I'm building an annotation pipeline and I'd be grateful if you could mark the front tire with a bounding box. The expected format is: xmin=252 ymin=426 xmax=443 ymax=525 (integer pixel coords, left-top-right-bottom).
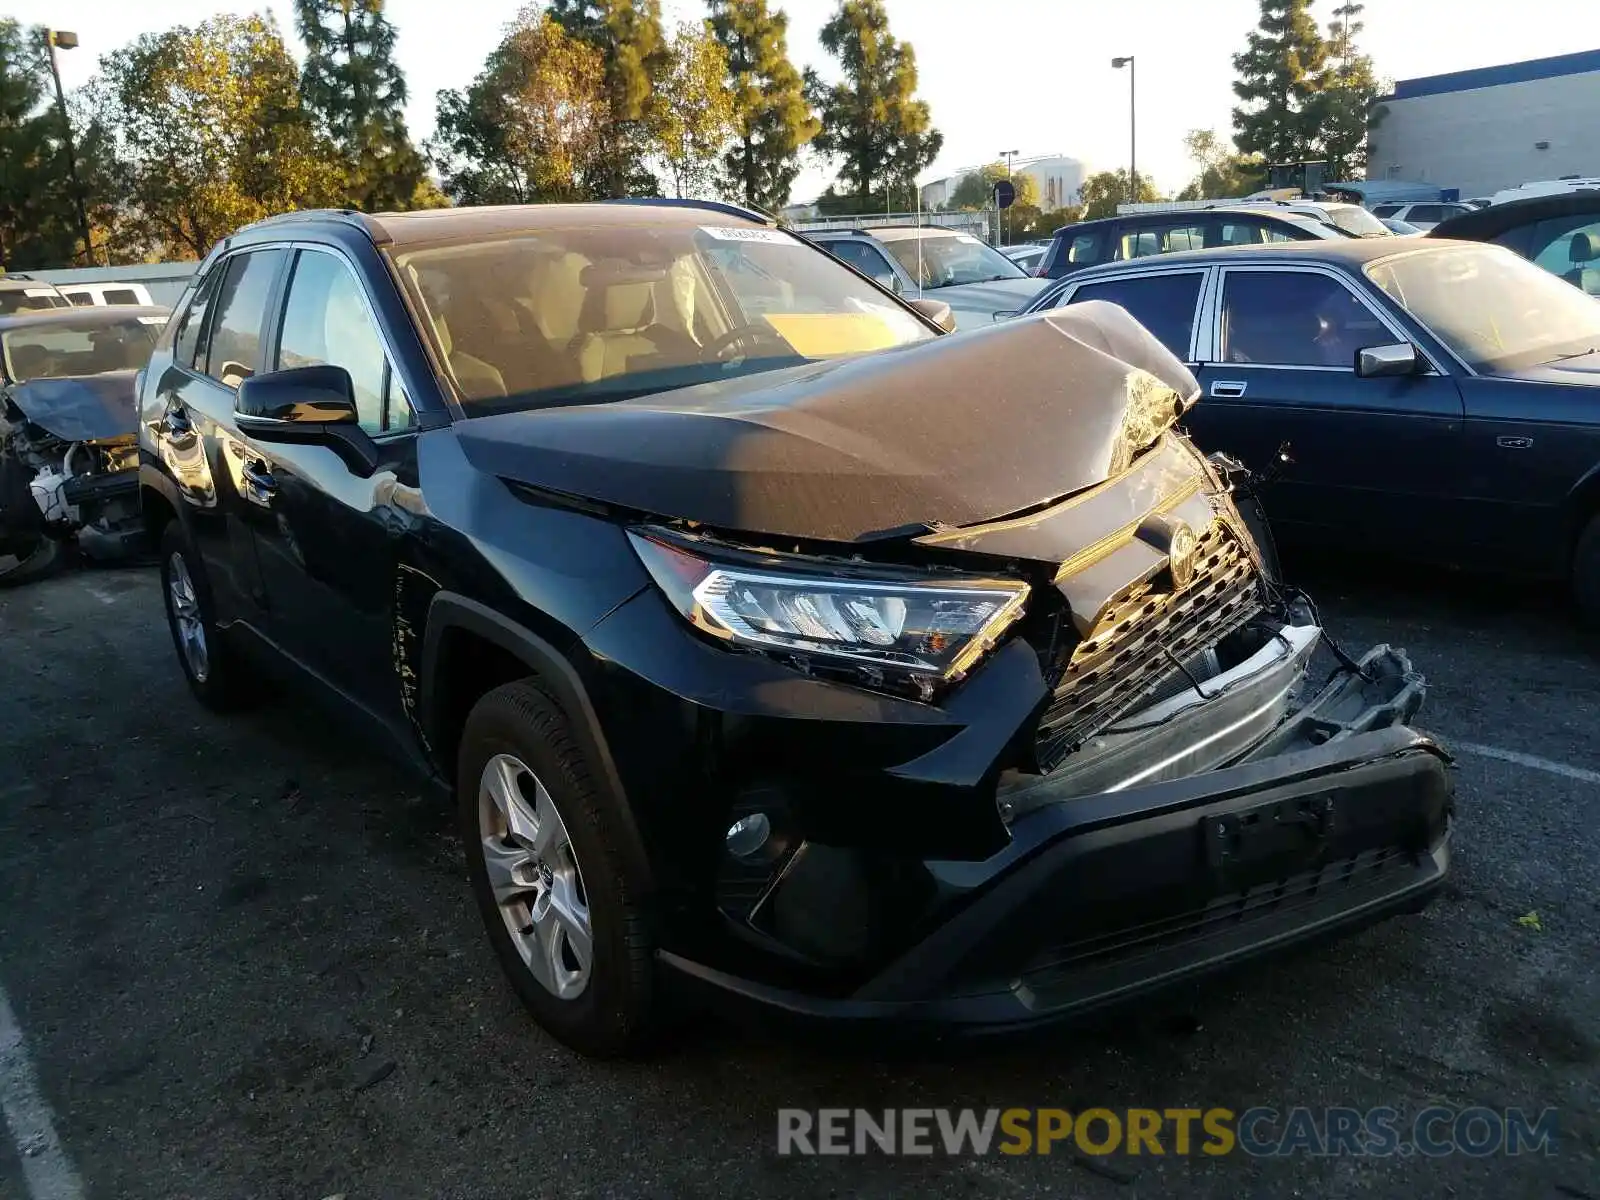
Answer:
xmin=159 ymin=521 xmax=248 ymax=710
xmin=457 ymin=679 xmax=656 ymax=1057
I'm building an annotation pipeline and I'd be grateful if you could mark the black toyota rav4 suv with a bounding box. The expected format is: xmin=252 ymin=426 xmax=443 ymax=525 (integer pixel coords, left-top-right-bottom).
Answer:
xmin=138 ymin=200 xmax=1453 ymax=1056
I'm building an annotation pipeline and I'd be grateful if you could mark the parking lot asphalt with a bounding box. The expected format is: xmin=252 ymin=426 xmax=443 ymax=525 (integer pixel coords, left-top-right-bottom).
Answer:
xmin=1 ymin=552 xmax=1597 ymax=1200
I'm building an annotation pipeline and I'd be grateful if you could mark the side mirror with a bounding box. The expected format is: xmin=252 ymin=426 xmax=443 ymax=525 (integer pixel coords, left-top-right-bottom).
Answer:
xmin=234 ymin=364 xmax=379 ymax=475
xmin=1355 ymin=342 xmax=1423 ymax=378
xmin=908 ymin=297 xmax=957 ymax=333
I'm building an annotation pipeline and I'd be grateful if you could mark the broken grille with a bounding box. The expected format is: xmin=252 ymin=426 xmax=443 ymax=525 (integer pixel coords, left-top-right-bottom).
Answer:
xmin=1035 ymin=520 xmax=1264 ymax=771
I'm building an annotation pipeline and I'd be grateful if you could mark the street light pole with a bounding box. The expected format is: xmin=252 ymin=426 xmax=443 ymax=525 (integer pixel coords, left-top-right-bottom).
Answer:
xmin=1112 ymin=56 xmax=1137 ymax=205
xmin=998 ymin=148 xmax=1018 ymax=244
xmin=45 ymin=30 xmax=95 ymax=267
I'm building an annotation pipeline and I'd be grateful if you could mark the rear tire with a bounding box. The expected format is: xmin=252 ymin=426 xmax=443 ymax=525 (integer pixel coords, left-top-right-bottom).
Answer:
xmin=458 ymin=678 xmax=657 ymax=1057
xmin=0 ymin=534 xmax=61 ymax=588
xmin=159 ymin=521 xmax=249 ymax=710
xmin=1573 ymin=513 xmax=1600 ymax=626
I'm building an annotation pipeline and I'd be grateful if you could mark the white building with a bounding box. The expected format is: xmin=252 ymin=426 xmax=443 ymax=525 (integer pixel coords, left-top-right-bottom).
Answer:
xmin=1366 ymin=49 xmax=1600 ymax=199
xmin=921 ymin=154 xmax=1088 ymax=211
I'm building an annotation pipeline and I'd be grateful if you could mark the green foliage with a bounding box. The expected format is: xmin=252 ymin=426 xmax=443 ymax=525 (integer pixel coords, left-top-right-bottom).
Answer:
xmin=948 ymin=162 xmax=1038 ymax=212
xmin=430 ymin=8 xmax=608 ymax=205
xmin=1309 ymin=1 xmax=1380 ymax=179
xmin=1176 ymin=128 xmax=1267 ymax=199
xmin=88 ymin=13 xmax=342 ymax=260
xmin=1079 ymin=169 xmax=1158 ymax=220
xmin=0 ymin=20 xmax=105 ymax=268
xmin=294 ymin=0 xmax=430 ymax=211
xmin=1231 ymin=0 xmax=1327 ymax=165
xmin=548 ymin=0 xmax=668 ymax=196
xmin=808 ymin=0 xmax=941 ymax=211
xmin=707 ymin=0 xmax=817 ymax=212
xmin=648 ymin=21 xmax=735 ymax=199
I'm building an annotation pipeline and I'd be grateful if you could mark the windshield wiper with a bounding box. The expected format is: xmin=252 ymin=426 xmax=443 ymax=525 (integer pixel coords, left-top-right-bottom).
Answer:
xmin=1547 ymin=347 xmax=1600 ymax=363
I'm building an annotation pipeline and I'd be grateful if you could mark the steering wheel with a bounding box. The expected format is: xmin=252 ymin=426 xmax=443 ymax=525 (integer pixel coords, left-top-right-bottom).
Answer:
xmin=702 ymin=324 xmax=790 ymax=362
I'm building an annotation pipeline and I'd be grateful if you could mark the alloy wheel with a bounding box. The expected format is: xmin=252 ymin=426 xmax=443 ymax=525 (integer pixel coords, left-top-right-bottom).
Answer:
xmin=166 ymin=551 xmax=209 ymax=683
xmin=478 ymin=752 xmax=593 ymax=1000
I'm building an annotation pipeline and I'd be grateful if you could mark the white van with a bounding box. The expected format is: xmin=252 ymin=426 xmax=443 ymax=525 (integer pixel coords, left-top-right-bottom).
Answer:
xmin=59 ymin=281 xmax=156 ymax=307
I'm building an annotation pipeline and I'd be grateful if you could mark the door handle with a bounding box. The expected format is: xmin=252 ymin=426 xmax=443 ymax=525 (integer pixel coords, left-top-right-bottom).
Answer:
xmin=240 ymin=458 xmax=277 ymax=505
xmin=1496 ymin=435 xmax=1533 ymax=449
xmin=1210 ymin=380 xmax=1248 ymax=398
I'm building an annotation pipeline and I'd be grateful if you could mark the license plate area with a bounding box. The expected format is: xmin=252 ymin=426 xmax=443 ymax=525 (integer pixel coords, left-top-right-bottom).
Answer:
xmin=1202 ymin=794 xmax=1335 ymax=875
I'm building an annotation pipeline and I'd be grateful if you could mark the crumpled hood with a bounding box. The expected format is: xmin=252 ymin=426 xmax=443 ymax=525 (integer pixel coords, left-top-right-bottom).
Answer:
xmin=5 ymin=370 xmax=138 ymax=442
xmin=457 ymin=302 xmax=1200 ymax=544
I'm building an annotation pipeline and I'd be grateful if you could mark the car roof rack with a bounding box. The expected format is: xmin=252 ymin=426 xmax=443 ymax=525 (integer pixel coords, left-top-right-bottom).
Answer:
xmin=602 ymin=197 xmax=777 ymax=226
xmin=243 ymin=208 xmax=372 ymax=233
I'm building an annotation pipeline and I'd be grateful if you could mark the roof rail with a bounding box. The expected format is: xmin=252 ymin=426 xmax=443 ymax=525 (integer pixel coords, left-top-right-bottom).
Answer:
xmin=602 ymin=197 xmax=777 ymax=226
xmin=244 ymin=208 xmax=372 ymax=232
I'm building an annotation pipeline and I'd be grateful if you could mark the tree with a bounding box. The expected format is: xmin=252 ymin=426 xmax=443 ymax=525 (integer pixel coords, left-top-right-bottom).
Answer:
xmin=548 ymin=0 xmax=667 ymax=196
xmin=430 ymin=9 xmax=608 ymax=205
xmin=1310 ymin=1 xmax=1380 ymax=179
xmin=948 ymin=162 xmax=1038 ymax=212
xmin=295 ymin=0 xmax=433 ymax=211
xmin=1079 ymin=170 xmax=1158 ymax=219
xmin=89 ymin=14 xmax=342 ymax=260
xmin=0 ymin=20 xmax=109 ymax=268
xmin=1078 ymin=169 xmax=1157 ymax=219
xmin=647 ymin=21 xmax=735 ymax=198
xmin=808 ymin=0 xmax=941 ymax=212
xmin=707 ymin=0 xmax=817 ymax=212
xmin=1231 ymin=0 xmax=1327 ymax=167
xmin=1175 ymin=127 xmax=1266 ymax=199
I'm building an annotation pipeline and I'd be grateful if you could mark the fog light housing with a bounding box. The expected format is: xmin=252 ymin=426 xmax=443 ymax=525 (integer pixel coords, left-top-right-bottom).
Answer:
xmin=725 ymin=812 xmax=772 ymax=862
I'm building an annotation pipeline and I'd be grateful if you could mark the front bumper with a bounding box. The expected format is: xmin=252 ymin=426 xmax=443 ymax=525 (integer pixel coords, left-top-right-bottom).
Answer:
xmin=617 ymin=617 xmax=1453 ymax=1033
xmin=664 ymin=724 xmax=1450 ymax=1033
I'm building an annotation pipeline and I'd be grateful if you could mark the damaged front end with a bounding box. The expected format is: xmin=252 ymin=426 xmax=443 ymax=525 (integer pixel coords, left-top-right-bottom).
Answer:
xmin=0 ymin=371 xmax=144 ymax=584
xmin=606 ymin=331 xmax=1452 ymax=1031
xmin=654 ymin=436 xmax=1452 ymax=1029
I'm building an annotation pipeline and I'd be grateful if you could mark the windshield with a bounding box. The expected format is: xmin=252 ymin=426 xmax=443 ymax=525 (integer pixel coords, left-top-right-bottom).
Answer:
xmin=1 ymin=315 xmax=161 ymax=381
xmin=1320 ymin=205 xmax=1391 ymax=238
xmin=879 ymin=233 xmax=1027 ymax=288
xmin=1366 ymin=244 xmax=1600 ymax=372
xmin=393 ymin=224 xmax=935 ymax=415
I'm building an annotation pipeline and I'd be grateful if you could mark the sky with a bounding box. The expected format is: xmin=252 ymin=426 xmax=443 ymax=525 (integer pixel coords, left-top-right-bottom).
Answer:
xmin=10 ymin=0 xmax=1594 ymax=202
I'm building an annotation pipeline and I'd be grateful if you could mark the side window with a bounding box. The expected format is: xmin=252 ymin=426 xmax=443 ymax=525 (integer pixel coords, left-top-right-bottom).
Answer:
xmin=1070 ymin=272 xmax=1205 ymax=359
xmin=828 ymin=240 xmax=895 ymax=281
xmin=1529 ymin=217 xmax=1600 ymax=290
xmin=1371 ymin=204 xmax=1402 ymax=218
xmin=1407 ymin=205 xmax=1445 ymax=225
xmin=1120 ymin=229 xmax=1160 ymax=259
xmin=1221 ymin=271 xmax=1388 ymax=367
xmin=276 ymin=249 xmax=412 ymax=434
xmin=174 ymin=266 xmax=224 ymax=368
xmin=103 ymin=289 xmax=140 ymax=306
xmin=1216 ymin=221 xmax=1266 ymax=246
xmin=1065 ymin=230 xmax=1107 ymax=265
xmin=204 ymin=249 xmax=287 ymax=389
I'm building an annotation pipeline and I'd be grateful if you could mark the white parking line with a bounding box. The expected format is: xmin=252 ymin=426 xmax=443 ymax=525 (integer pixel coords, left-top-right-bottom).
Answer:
xmin=0 ymin=983 xmax=84 ymax=1200
xmin=1450 ymin=741 xmax=1600 ymax=786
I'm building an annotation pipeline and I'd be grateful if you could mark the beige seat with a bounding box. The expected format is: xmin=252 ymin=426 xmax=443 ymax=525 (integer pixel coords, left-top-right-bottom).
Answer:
xmin=434 ymin=313 xmax=506 ymax=401
xmin=575 ymin=280 xmax=698 ymax=383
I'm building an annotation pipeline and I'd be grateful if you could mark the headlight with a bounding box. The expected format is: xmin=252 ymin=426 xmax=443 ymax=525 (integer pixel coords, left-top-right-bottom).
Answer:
xmin=628 ymin=529 xmax=1029 ymax=692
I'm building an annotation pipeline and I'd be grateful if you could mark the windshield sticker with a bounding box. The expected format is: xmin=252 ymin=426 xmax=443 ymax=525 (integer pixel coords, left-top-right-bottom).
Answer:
xmin=760 ymin=313 xmax=911 ymax=357
xmin=137 ymin=316 xmax=166 ymax=325
xmin=700 ymin=225 xmax=795 ymax=246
